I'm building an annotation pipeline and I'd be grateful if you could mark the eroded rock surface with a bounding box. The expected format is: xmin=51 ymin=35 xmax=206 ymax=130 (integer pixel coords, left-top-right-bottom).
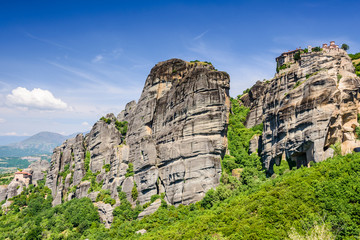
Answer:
xmin=242 ymin=49 xmax=360 ymax=173
xmin=137 ymin=198 xmax=161 ymax=220
xmin=95 ymin=202 xmax=114 ymax=228
xmin=127 ymin=59 xmax=230 ymax=205
xmin=46 ymin=58 xmax=230 ymax=208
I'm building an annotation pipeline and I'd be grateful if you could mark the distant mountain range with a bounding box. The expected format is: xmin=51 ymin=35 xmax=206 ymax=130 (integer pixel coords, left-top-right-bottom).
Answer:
xmin=0 ymin=132 xmax=79 ymax=157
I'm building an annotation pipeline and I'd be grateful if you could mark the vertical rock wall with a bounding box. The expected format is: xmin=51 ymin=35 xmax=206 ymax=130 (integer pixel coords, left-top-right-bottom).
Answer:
xmin=242 ymin=49 xmax=360 ymax=174
xmin=46 ymin=59 xmax=230 ymax=206
xmin=127 ymin=59 xmax=230 ymax=205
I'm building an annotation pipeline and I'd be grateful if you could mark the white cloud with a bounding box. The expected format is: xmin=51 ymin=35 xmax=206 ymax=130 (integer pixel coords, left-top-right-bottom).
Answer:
xmin=0 ymin=118 xmax=5 ymax=123
xmin=92 ymin=55 xmax=104 ymax=63
xmin=81 ymin=121 xmax=89 ymax=126
xmin=6 ymin=87 xmax=68 ymax=110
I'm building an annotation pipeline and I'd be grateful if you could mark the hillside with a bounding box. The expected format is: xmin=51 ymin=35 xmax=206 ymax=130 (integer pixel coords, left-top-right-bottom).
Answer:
xmin=1 ymin=50 xmax=360 ymax=239
xmin=1 ymin=85 xmax=360 ymax=239
xmin=1 ymin=146 xmax=359 ymax=239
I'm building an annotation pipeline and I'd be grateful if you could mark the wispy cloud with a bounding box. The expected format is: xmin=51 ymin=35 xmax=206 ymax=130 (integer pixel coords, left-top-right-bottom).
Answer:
xmin=92 ymin=55 xmax=104 ymax=63
xmin=91 ymin=48 xmax=123 ymax=63
xmin=48 ymin=61 xmax=101 ymax=84
xmin=194 ymin=30 xmax=208 ymax=40
xmin=25 ymin=32 xmax=73 ymax=51
xmin=0 ymin=118 xmax=5 ymax=123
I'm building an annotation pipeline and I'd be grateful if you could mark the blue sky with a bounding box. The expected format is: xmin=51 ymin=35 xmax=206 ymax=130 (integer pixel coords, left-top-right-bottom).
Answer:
xmin=0 ymin=0 xmax=360 ymax=136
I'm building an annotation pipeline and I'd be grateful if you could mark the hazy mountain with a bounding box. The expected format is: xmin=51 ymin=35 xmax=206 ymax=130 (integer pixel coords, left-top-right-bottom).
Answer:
xmin=0 ymin=136 xmax=29 ymax=145
xmin=0 ymin=131 xmax=80 ymax=157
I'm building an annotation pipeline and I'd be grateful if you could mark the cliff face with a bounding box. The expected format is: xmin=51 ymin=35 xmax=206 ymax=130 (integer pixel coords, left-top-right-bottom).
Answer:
xmin=242 ymin=49 xmax=360 ymax=173
xmin=46 ymin=59 xmax=230 ymax=207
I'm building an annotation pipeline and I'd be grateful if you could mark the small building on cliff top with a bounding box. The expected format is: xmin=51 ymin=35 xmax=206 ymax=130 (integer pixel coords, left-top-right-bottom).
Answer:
xmin=14 ymin=171 xmax=32 ymax=186
xmin=276 ymin=41 xmax=341 ymax=67
xmin=276 ymin=48 xmax=302 ymax=66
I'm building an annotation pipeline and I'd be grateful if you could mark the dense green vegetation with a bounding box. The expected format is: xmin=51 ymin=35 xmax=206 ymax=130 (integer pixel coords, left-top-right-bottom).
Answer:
xmin=224 ymin=97 xmax=264 ymax=178
xmin=349 ymin=52 xmax=360 ymax=77
xmin=349 ymin=52 xmax=360 ymax=60
xmin=2 ymin=151 xmax=360 ymax=239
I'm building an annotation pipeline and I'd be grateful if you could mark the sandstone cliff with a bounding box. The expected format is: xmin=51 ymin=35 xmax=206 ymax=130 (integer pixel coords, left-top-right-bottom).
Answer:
xmin=46 ymin=59 xmax=230 ymax=207
xmin=242 ymin=49 xmax=360 ymax=174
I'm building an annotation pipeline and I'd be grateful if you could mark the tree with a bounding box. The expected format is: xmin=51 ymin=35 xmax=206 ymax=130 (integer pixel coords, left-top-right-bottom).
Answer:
xmin=341 ymin=43 xmax=349 ymax=51
xmin=293 ymin=52 xmax=301 ymax=61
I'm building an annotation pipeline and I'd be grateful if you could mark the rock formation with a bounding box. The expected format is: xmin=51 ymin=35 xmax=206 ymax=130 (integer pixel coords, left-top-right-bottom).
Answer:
xmin=45 ymin=59 xmax=230 ymax=210
xmin=241 ymin=48 xmax=360 ymax=174
xmin=0 ymin=159 xmax=49 ymax=203
xmin=137 ymin=198 xmax=161 ymax=220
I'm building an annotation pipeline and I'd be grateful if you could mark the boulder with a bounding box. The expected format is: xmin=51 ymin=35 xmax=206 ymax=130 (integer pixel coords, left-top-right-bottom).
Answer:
xmin=95 ymin=202 xmax=113 ymax=228
xmin=137 ymin=198 xmax=162 ymax=220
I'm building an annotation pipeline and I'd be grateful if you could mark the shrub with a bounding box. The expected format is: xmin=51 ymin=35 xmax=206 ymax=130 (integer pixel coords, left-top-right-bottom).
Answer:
xmin=131 ymin=183 xmax=138 ymax=201
xmin=293 ymin=52 xmax=301 ymax=61
xmin=312 ymin=46 xmax=321 ymax=52
xmin=150 ymin=194 xmax=161 ymax=203
xmin=115 ymin=120 xmax=128 ymax=137
xmin=341 ymin=43 xmax=349 ymax=51
xmin=100 ymin=116 xmax=111 ymax=124
xmin=84 ymin=151 xmax=91 ymax=172
xmin=96 ymin=190 xmax=115 ymax=205
xmin=337 ymin=74 xmax=342 ymax=82
xmin=113 ymin=190 xmax=142 ymax=221
xmin=103 ymin=164 xmax=111 ymax=172
xmin=125 ymin=163 xmax=134 ymax=177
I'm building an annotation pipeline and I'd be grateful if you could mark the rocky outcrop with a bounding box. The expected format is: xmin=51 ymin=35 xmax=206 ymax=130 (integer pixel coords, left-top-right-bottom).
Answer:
xmin=0 ymin=185 xmax=8 ymax=202
xmin=24 ymin=160 xmax=50 ymax=185
xmin=0 ymin=159 xmax=50 ymax=203
xmin=95 ymin=202 xmax=114 ymax=228
xmin=46 ymin=58 xmax=230 ymax=208
xmin=127 ymin=59 xmax=230 ymax=205
xmin=136 ymin=229 xmax=147 ymax=235
xmin=242 ymin=49 xmax=360 ymax=174
xmin=137 ymin=198 xmax=162 ymax=220
xmin=117 ymin=100 xmax=137 ymax=122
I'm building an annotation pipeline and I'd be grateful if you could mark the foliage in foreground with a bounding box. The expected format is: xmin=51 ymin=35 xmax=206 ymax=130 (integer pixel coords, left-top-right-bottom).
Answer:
xmin=0 ymin=184 xmax=100 ymax=239
xmin=84 ymin=153 xmax=360 ymax=239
